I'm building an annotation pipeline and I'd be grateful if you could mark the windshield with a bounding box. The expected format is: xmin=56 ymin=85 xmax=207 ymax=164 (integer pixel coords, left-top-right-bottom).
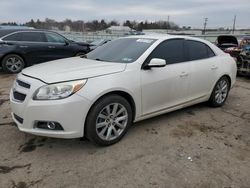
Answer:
xmin=86 ymin=38 xmax=156 ymax=63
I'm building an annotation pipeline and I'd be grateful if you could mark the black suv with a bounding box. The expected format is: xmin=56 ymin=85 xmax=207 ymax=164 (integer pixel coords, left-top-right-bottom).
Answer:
xmin=0 ymin=29 xmax=91 ymax=73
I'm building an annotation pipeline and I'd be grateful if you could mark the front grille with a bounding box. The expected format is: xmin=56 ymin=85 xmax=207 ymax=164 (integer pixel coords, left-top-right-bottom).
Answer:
xmin=16 ymin=79 xmax=30 ymax=89
xmin=13 ymin=91 xmax=26 ymax=102
xmin=14 ymin=114 xmax=23 ymax=124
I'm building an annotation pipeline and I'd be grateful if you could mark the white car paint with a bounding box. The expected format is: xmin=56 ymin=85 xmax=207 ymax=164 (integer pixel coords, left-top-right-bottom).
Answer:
xmin=10 ymin=35 xmax=237 ymax=138
xmin=21 ymin=57 xmax=126 ymax=84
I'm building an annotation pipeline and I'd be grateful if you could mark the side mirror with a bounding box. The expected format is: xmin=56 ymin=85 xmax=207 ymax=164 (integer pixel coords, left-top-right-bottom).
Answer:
xmin=144 ymin=58 xmax=166 ymax=69
xmin=64 ymin=40 xmax=70 ymax=46
xmin=0 ymin=39 xmax=4 ymax=44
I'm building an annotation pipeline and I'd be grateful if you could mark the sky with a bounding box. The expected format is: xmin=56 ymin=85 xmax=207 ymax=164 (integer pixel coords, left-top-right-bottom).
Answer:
xmin=0 ymin=0 xmax=250 ymax=29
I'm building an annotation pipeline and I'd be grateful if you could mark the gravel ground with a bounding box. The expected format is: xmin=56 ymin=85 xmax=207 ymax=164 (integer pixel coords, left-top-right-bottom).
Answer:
xmin=0 ymin=71 xmax=250 ymax=188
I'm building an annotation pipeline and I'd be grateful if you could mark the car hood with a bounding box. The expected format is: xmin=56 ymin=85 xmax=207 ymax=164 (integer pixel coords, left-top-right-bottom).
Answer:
xmin=217 ymin=35 xmax=238 ymax=46
xmin=22 ymin=57 xmax=126 ymax=84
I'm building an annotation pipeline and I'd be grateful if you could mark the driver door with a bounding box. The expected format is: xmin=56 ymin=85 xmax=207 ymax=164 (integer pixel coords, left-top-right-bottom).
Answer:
xmin=43 ymin=32 xmax=74 ymax=61
xmin=141 ymin=39 xmax=191 ymax=115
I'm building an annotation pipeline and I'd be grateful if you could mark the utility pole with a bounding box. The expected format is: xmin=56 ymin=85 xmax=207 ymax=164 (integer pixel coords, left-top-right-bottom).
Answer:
xmin=203 ymin=18 xmax=208 ymax=35
xmin=167 ymin=15 xmax=170 ymax=33
xmin=232 ymin=15 xmax=236 ymax=34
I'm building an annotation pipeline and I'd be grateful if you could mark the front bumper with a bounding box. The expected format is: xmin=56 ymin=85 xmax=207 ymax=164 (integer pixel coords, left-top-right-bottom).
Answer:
xmin=10 ymin=74 xmax=91 ymax=138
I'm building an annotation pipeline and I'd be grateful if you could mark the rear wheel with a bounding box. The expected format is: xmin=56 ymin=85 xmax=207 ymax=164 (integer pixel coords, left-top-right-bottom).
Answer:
xmin=2 ymin=54 xmax=25 ymax=73
xmin=209 ymin=76 xmax=230 ymax=107
xmin=85 ymin=95 xmax=132 ymax=146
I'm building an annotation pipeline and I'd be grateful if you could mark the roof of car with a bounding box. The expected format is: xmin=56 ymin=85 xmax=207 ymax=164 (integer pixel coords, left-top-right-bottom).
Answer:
xmin=0 ymin=29 xmax=58 ymax=38
xmin=126 ymin=33 xmax=210 ymax=43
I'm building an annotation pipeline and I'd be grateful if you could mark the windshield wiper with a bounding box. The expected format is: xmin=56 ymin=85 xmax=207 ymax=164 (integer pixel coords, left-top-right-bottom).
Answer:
xmin=79 ymin=54 xmax=87 ymax=58
xmin=86 ymin=57 xmax=111 ymax=62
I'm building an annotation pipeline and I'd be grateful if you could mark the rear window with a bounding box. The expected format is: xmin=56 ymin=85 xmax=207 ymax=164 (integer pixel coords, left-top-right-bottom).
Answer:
xmin=3 ymin=32 xmax=45 ymax=42
xmin=186 ymin=40 xmax=215 ymax=61
xmin=0 ymin=30 xmax=15 ymax=38
xmin=20 ymin=32 xmax=45 ymax=42
xmin=207 ymin=46 xmax=216 ymax=57
xmin=2 ymin=33 xmax=21 ymax=41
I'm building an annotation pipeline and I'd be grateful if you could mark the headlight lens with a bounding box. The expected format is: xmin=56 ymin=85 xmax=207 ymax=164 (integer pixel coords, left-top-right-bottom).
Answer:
xmin=33 ymin=80 xmax=87 ymax=100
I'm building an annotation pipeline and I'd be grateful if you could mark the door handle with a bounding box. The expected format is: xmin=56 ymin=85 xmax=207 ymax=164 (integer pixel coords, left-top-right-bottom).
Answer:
xmin=179 ymin=72 xmax=189 ymax=77
xmin=48 ymin=46 xmax=55 ymax=49
xmin=19 ymin=45 xmax=28 ymax=48
xmin=211 ymin=65 xmax=218 ymax=70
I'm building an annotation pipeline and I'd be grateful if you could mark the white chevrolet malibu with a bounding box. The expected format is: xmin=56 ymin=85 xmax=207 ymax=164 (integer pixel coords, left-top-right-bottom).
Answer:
xmin=10 ymin=35 xmax=237 ymax=146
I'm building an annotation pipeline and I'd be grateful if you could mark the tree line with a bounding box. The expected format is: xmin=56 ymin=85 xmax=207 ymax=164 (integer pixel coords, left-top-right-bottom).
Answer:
xmin=1 ymin=18 xmax=180 ymax=31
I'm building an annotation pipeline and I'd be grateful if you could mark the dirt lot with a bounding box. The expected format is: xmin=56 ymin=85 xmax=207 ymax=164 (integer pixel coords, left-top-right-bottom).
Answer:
xmin=0 ymin=71 xmax=250 ymax=188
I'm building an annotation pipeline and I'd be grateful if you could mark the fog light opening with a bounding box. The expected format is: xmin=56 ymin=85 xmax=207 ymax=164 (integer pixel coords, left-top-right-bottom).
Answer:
xmin=47 ymin=122 xmax=56 ymax=130
xmin=35 ymin=121 xmax=64 ymax=131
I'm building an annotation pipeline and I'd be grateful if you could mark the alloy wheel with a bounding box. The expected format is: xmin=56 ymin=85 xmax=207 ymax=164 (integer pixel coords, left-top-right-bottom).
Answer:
xmin=96 ymin=103 xmax=128 ymax=141
xmin=214 ymin=79 xmax=229 ymax=104
xmin=5 ymin=57 xmax=23 ymax=72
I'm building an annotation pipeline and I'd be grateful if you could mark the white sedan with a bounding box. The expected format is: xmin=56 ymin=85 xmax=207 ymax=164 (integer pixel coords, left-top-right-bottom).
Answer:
xmin=10 ymin=35 xmax=237 ymax=146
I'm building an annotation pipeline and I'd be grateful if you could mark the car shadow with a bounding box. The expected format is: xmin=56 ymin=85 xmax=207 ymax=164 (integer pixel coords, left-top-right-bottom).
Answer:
xmin=4 ymin=75 xmax=245 ymax=154
xmin=13 ymin=102 xmax=209 ymax=154
xmin=0 ymin=68 xmax=6 ymax=74
xmin=0 ymin=68 xmax=16 ymax=77
xmin=133 ymin=102 xmax=207 ymax=128
xmin=237 ymin=74 xmax=250 ymax=81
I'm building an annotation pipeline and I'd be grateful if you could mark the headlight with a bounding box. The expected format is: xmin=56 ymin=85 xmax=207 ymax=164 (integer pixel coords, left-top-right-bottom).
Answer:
xmin=33 ymin=80 xmax=87 ymax=100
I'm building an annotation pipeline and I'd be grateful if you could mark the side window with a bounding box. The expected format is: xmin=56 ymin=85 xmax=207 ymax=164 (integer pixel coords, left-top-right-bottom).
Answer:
xmin=207 ymin=46 xmax=216 ymax=57
xmin=19 ymin=32 xmax=45 ymax=42
xmin=3 ymin=33 xmax=22 ymax=41
xmin=146 ymin=39 xmax=186 ymax=64
xmin=186 ymin=40 xmax=215 ymax=60
xmin=45 ymin=33 xmax=66 ymax=43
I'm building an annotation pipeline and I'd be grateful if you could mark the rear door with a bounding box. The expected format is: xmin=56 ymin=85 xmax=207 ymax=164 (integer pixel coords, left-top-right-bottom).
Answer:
xmin=185 ymin=40 xmax=218 ymax=99
xmin=141 ymin=39 xmax=192 ymax=115
xmin=44 ymin=32 xmax=75 ymax=60
xmin=3 ymin=31 xmax=49 ymax=64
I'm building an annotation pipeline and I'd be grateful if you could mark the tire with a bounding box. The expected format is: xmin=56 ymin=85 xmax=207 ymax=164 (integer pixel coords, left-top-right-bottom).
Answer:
xmin=209 ymin=76 xmax=230 ymax=107
xmin=85 ymin=94 xmax=133 ymax=146
xmin=1 ymin=54 xmax=25 ymax=73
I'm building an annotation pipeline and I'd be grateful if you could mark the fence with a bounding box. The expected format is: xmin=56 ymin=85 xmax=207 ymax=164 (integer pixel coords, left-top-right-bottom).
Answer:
xmin=194 ymin=34 xmax=249 ymax=43
xmin=58 ymin=31 xmax=250 ymax=43
xmin=58 ymin=31 xmax=124 ymax=42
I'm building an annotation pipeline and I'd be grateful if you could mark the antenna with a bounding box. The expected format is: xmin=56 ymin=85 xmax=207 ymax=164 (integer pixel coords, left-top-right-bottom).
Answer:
xmin=203 ymin=18 xmax=208 ymax=35
xmin=167 ymin=15 xmax=170 ymax=33
xmin=232 ymin=15 xmax=236 ymax=34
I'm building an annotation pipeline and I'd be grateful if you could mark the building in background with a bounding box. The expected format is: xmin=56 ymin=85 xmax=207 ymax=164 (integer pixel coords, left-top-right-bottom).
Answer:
xmin=64 ymin=25 xmax=71 ymax=32
xmin=106 ymin=26 xmax=135 ymax=35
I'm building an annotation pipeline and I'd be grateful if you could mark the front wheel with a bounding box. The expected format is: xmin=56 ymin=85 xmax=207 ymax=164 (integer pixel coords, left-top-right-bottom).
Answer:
xmin=85 ymin=95 xmax=133 ymax=146
xmin=1 ymin=54 xmax=25 ymax=73
xmin=209 ymin=76 xmax=230 ymax=107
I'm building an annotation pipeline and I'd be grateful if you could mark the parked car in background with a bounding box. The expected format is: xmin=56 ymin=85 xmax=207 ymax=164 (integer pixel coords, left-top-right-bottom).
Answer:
xmin=89 ymin=39 xmax=111 ymax=51
xmin=224 ymin=36 xmax=250 ymax=58
xmin=215 ymin=35 xmax=238 ymax=51
xmin=222 ymin=36 xmax=250 ymax=75
xmin=236 ymin=40 xmax=250 ymax=76
xmin=0 ymin=29 xmax=91 ymax=73
xmin=10 ymin=35 xmax=236 ymax=146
